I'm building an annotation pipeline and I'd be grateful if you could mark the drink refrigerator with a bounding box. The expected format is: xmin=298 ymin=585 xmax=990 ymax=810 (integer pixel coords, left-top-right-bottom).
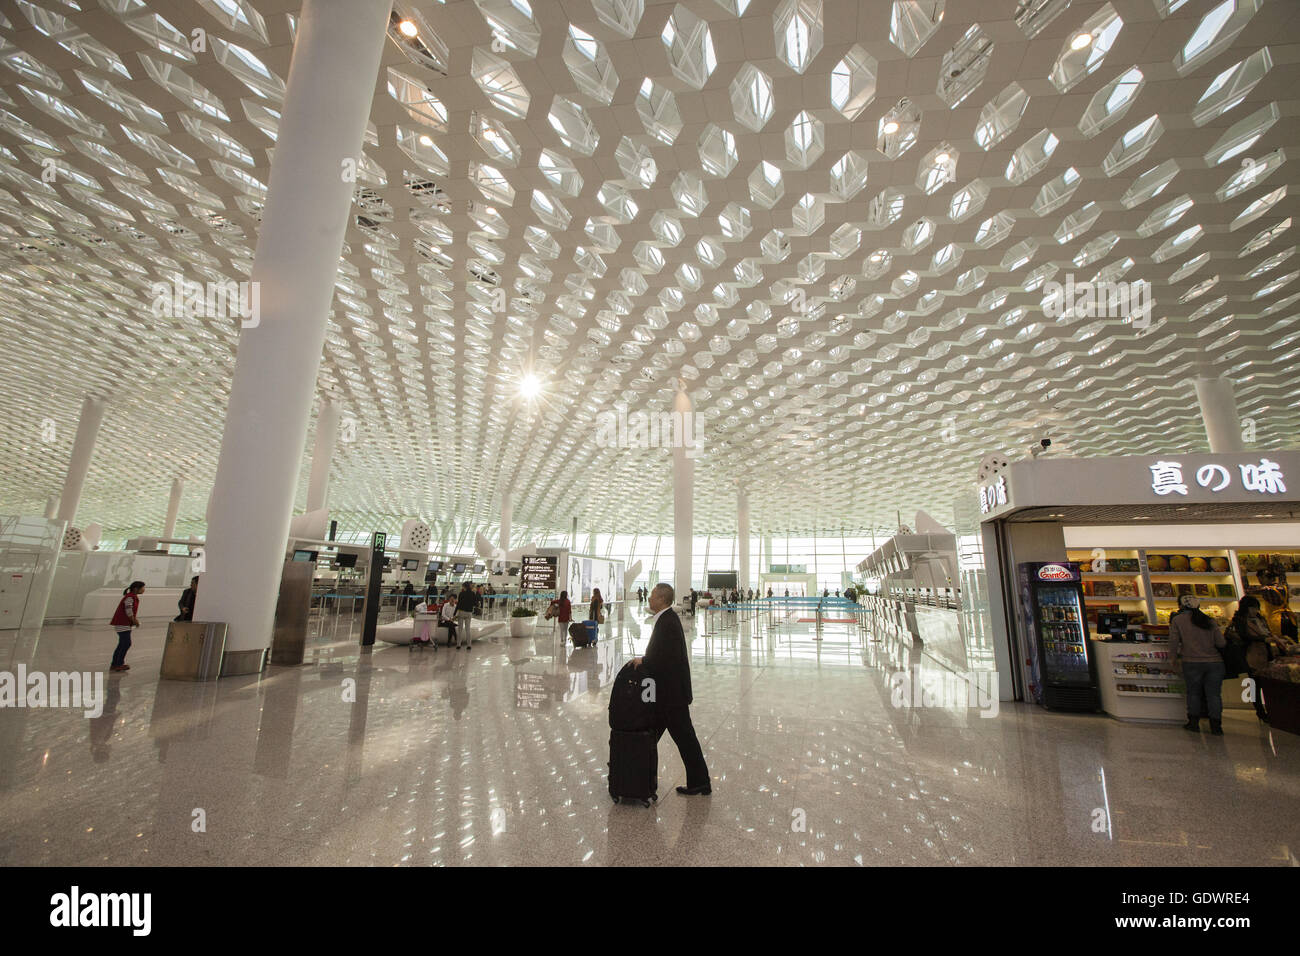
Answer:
xmin=1017 ymin=562 xmax=1099 ymax=711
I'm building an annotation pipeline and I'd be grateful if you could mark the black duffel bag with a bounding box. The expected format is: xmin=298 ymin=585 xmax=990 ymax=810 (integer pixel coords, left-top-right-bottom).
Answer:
xmin=608 ymin=660 xmax=659 ymax=731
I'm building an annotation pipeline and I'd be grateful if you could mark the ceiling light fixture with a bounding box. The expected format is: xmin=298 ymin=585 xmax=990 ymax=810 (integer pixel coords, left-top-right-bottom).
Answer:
xmin=520 ymin=373 xmax=542 ymax=399
xmin=934 ymin=151 xmax=950 ymax=165
xmin=1071 ymin=32 xmax=1092 ymax=50
xmin=398 ymin=19 xmax=419 ymax=38
xmin=883 ymin=120 xmax=900 ymax=134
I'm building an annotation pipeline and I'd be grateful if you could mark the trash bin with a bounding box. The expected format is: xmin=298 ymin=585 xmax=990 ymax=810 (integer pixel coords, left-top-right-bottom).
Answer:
xmin=160 ymin=621 xmax=227 ymax=681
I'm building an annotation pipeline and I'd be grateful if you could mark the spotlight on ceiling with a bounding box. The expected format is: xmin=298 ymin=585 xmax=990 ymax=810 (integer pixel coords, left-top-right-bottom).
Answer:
xmin=934 ymin=151 xmax=950 ymax=166
xmin=520 ymin=373 xmax=542 ymax=399
xmin=1070 ymin=32 xmax=1092 ymax=50
xmin=398 ymin=19 xmax=419 ymax=38
xmin=882 ymin=120 xmax=900 ymax=135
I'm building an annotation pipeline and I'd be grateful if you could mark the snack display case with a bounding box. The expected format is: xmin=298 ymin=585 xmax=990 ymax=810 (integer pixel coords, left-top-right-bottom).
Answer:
xmin=1090 ymin=639 xmax=1186 ymax=722
xmin=1070 ymin=548 xmax=1239 ymax=634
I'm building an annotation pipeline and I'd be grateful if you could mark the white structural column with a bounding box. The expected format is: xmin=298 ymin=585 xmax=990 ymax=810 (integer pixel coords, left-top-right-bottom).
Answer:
xmin=163 ymin=478 xmax=184 ymax=538
xmin=1194 ymin=377 xmax=1245 ymax=453
xmin=673 ymin=385 xmax=693 ymax=594
xmin=56 ymin=395 xmax=106 ymax=531
xmin=763 ymin=532 xmax=773 ymax=574
xmin=305 ymin=399 xmax=341 ymax=513
xmin=44 ymin=495 xmax=59 ymax=520
xmin=499 ymin=491 xmax=512 ymax=555
xmin=737 ymin=487 xmax=750 ymax=591
xmin=194 ymin=0 xmax=393 ymax=670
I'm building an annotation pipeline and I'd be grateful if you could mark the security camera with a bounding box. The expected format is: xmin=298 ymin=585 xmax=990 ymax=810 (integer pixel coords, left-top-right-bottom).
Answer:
xmin=1027 ymin=438 xmax=1052 ymax=459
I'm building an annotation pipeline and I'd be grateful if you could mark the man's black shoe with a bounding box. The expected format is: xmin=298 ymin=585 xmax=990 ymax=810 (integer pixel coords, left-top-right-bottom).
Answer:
xmin=676 ymin=784 xmax=712 ymax=796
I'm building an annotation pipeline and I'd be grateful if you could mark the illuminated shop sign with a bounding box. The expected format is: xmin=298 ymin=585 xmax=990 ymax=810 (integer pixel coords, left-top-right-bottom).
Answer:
xmin=978 ymin=475 xmax=1008 ymax=514
xmin=1150 ymin=458 xmax=1287 ymax=497
xmin=1037 ymin=564 xmax=1072 ymax=581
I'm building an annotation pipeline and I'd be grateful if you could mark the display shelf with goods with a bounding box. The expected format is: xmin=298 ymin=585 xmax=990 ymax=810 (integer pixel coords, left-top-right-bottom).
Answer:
xmin=1237 ymin=551 xmax=1300 ymax=642
xmin=1257 ymin=658 xmax=1300 ymax=735
xmin=1069 ymin=547 xmax=1244 ymax=631
xmin=1144 ymin=550 xmax=1239 ymax=630
xmin=1091 ymin=640 xmax=1187 ymax=721
xmin=1069 ymin=549 xmax=1148 ymax=634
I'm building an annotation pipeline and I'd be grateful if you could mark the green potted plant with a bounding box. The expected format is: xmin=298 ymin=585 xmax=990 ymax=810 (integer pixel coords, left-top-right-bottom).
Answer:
xmin=510 ymin=606 xmax=537 ymax=637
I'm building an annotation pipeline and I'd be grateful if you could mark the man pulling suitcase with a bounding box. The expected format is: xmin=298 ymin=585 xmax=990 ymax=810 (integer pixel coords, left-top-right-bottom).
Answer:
xmin=617 ymin=582 xmax=711 ymax=799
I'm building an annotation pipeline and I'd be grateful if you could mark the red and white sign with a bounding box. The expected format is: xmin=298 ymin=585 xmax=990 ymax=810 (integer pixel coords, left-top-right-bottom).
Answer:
xmin=1037 ymin=564 xmax=1072 ymax=581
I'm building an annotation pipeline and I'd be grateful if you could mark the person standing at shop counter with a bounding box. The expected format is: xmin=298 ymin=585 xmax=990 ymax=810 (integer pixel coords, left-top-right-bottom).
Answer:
xmin=1169 ymin=596 xmax=1227 ymax=735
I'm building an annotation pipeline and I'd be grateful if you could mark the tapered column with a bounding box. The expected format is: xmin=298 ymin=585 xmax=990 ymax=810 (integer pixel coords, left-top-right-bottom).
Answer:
xmin=673 ymin=385 xmax=693 ymax=593
xmin=499 ymin=491 xmax=512 ymax=554
xmin=56 ymin=395 xmax=105 ymax=530
xmin=738 ymin=487 xmax=750 ymax=591
xmin=194 ymin=0 xmax=394 ymax=671
xmin=305 ymin=399 xmax=341 ymax=513
xmin=163 ymin=478 xmax=184 ymax=538
xmin=1194 ymin=377 xmax=1245 ymax=452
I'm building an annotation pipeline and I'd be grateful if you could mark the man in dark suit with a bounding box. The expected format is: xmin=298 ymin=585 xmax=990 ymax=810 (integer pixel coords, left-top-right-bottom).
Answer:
xmin=633 ymin=583 xmax=711 ymax=795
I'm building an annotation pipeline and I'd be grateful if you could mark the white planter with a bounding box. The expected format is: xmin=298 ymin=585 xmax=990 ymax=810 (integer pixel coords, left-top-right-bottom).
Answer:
xmin=510 ymin=616 xmax=537 ymax=637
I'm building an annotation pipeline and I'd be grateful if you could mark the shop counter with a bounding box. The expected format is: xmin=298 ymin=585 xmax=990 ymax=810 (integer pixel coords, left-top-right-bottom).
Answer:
xmin=78 ymin=587 xmax=185 ymax=625
xmin=1092 ymin=639 xmax=1185 ymax=723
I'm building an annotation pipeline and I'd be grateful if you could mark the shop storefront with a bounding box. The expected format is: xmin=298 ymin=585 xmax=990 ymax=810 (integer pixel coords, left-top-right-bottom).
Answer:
xmin=979 ymin=450 xmax=1300 ymax=720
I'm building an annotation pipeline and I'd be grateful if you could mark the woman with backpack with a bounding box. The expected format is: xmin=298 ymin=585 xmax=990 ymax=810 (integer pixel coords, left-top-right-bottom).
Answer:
xmin=110 ymin=581 xmax=145 ymax=673
xmin=1169 ymin=595 xmax=1227 ymax=734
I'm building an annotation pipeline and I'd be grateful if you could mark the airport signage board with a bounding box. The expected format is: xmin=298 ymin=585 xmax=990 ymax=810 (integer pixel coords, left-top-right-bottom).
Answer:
xmin=521 ymin=555 xmax=557 ymax=590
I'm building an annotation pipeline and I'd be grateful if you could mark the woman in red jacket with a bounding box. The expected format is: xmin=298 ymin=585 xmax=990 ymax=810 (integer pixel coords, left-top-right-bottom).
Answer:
xmin=555 ymin=590 xmax=572 ymax=631
xmin=110 ymin=581 xmax=145 ymax=672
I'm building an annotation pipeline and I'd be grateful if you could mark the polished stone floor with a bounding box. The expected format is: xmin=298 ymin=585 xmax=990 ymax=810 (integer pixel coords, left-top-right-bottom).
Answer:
xmin=1 ymin=604 xmax=1297 ymax=867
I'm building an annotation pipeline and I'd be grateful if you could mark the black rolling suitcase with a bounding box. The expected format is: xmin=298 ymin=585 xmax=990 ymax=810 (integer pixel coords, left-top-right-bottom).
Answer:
xmin=608 ymin=660 xmax=659 ymax=805
xmin=608 ymin=730 xmax=657 ymax=806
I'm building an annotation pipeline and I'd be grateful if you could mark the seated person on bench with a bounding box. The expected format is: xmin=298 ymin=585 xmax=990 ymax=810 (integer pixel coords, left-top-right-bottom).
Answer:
xmin=440 ymin=594 xmax=458 ymax=646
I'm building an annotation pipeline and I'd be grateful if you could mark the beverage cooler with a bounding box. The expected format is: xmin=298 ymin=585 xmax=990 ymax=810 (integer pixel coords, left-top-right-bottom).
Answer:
xmin=1017 ymin=562 xmax=1099 ymax=711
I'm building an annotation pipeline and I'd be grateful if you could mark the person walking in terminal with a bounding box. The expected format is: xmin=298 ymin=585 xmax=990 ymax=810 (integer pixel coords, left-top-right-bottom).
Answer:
xmin=456 ymin=581 xmax=477 ymax=649
xmin=552 ymin=590 xmax=572 ymax=631
xmin=109 ymin=581 xmax=145 ymax=673
xmin=589 ymin=587 xmax=605 ymax=640
xmin=688 ymin=587 xmax=698 ymax=615
xmin=634 ymin=583 xmax=711 ymax=796
xmin=1169 ymin=595 xmax=1227 ymax=735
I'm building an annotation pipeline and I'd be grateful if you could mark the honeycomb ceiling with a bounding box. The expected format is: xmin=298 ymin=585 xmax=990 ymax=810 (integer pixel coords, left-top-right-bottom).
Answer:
xmin=0 ymin=0 xmax=1298 ymax=543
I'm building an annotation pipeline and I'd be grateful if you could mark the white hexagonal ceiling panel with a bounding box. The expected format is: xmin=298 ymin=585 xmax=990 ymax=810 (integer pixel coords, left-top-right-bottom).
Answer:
xmin=0 ymin=0 xmax=1297 ymax=543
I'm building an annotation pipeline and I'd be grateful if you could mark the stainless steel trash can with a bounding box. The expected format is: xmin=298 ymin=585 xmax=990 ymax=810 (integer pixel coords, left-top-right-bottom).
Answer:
xmin=160 ymin=621 xmax=227 ymax=681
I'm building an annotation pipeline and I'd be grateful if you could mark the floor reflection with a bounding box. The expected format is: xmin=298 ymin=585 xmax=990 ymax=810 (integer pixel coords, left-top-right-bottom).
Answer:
xmin=0 ymin=602 xmax=1298 ymax=866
